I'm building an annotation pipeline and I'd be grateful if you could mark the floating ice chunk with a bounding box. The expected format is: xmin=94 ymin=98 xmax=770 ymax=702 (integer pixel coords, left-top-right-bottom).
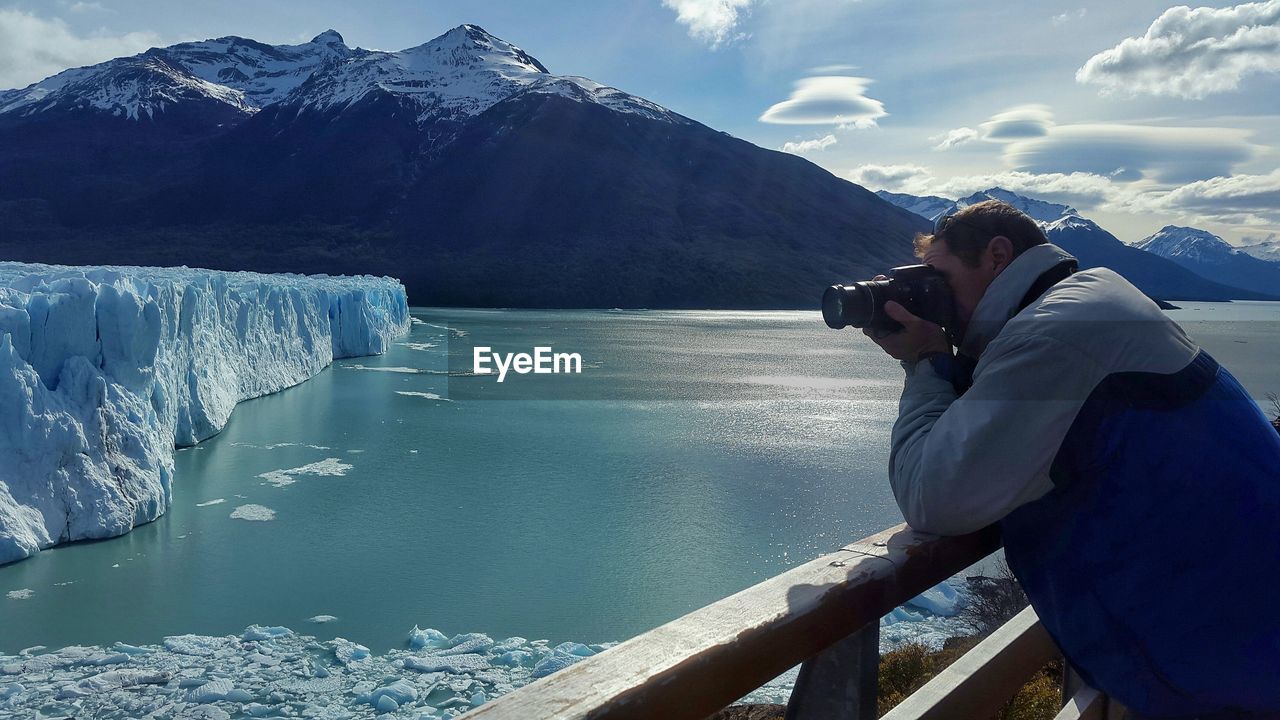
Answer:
xmin=242 ymin=625 xmax=292 ymax=641
xmin=403 ymin=654 xmax=490 ymax=674
xmin=308 ymin=615 xmax=339 ymax=624
xmin=112 ymin=643 xmax=152 ymax=655
xmin=195 ymin=498 xmax=226 ymax=507
xmin=906 ymin=581 xmax=961 ymax=617
xmin=186 ymin=678 xmax=234 ymax=703
xmin=344 ymin=364 xmax=422 ymax=374
xmin=377 ymin=694 xmax=400 ymax=713
xmin=396 ymin=391 xmax=451 ymax=401
xmin=258 ymin=458 xmax=353 ymax=487
xmin=439 ymin=633 xmax=494 ymax=656
xmin=553 ymin=642 xmax=596 ymax=658
xmin=881 ymin=607 xmax=926 ymax=625
xmin=398 ymin=342 xmax=438 ymax=351
xmin=6 ymin=589 xmax=32 ymax=599
xmin=471 ymin=690 xmax=487 ymax=707
xmin=408 ymin=625 xmax=449 ymax=650
xmin=185 ymin=705 xmax=231 ymax=720
xmin=530 ymin=649 xmax=589 ymax=679
xmin=162 ymin=634 xmax=229 ymax=656
xmin=230 ymin=504 xmax=276 ymax=521
xmin=333 ymin=638 xmax=370 ymax=665
xmin=0 ymin=682 xmax=22 ymax=700
xmin=362 ymin=680 xmax=418 ymax=707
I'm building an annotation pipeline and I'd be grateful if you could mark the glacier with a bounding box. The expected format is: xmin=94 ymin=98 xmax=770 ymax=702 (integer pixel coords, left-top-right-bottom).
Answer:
xmin=0 ymin=261 xmax=409 ymax=565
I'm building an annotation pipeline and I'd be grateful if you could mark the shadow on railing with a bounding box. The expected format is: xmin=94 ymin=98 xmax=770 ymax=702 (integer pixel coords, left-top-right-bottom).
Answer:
xmin=459 ymin=524 xmax=1124 ymax=720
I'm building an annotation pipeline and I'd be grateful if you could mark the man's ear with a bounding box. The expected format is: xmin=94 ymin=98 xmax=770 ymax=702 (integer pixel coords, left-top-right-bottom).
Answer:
xmin=988 ymin=235 xmax=1014 ymax=275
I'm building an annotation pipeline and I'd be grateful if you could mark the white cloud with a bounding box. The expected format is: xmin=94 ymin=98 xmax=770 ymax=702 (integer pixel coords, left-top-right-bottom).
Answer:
xmin=759 ymin=76 xmax=887 ymax=126
xmin=780 ymin=134 xmax=837 ymax=154
xmin=925 ymin=171 xmax=1118 ymax=208
xmin=1129 ymin=170 xmax=1280 ymax=224
xmin=1003 ymin=123 xmax=1259 ymax=184
xmin=930 ymin=127 xmax=978 ymax=150
xmin=846 ymin=164 xmax=931 ymax=191
xmin=1076 ymin=0 xmax=1280 ymax=98
xmin=1052 ymin=8 xmax=1087 ymax=25
xmin=980 ymin=105 xmax=1054 ymax=141
xmin=662 ymin=0 xmax=755 ymax=47
xmin=68 ymin=1 xmax=109 ymax=13
xmin=0 ymin=9 xmax=160 ymax=89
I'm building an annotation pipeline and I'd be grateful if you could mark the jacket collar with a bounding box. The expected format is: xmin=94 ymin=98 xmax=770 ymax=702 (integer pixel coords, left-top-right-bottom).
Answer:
xmin=957 ymin=243 xmax=1077 ymax=359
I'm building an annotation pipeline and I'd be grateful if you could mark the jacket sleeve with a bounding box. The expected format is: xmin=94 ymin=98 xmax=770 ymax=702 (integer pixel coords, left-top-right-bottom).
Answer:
xmin=888 ymin=331 xmax=1107 ymax=535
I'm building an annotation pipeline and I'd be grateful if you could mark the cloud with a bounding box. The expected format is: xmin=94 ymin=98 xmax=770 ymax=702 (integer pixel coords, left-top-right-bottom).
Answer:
xmin=759 ymin=75 xmax=887 ymax=126
xmin=0 ymin=9 xmax=160 ymax=89
xmin=1003 ymin=123 xmax=1259 ymax=184
xmin=1052 ymin=8 xmax=1087 ymax=25
xmin=1076 ymin=0 xmax=1280 ymax=98
xmin=780 ymin=134 xmax=837 ymax=154
xmin=68 ymin=1 xmax=109 ymax=12
xmin=925 ymin=171 xmax=1118 ymax=209
xmin=980 ymin=105 xmax=1054 ymax=141
xmin=846 ymin=164 xmax=931 ymax=191
xmin=1135 ymin=170 xmax=1280 ymax=224
xmin=662 ymin=0 xmax=755 ymax=47
xmin=931 ymin=127 xmax=978 ymax=150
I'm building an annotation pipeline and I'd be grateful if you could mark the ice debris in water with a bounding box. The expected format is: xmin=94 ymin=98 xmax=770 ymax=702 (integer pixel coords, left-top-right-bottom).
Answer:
xmin=229 ymin=505 xmax=276 ymax=522
xmin=6 ymin=589 xmax=33 ymax=600
xmin=307 ymin=615 xmax=339 ymax=624
xmin=194 ymin=498 xmax=225 ymax=507
xmin=0 ymin=626 xmax=624 ymax=719
xmin=0 ymin=261 xmax=409 ymax=564
xmin=257 ymin=458 xmax=353 ymax=488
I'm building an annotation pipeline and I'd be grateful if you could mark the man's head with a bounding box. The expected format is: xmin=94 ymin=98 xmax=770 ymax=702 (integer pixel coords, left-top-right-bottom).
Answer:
xmin=915 ymin=200 xmax=1048 ymax=327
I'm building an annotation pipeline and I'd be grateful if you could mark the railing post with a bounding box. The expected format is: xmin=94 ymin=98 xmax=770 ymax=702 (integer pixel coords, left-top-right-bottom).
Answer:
xmin=784 ymin=622 xmax=879 ymax=720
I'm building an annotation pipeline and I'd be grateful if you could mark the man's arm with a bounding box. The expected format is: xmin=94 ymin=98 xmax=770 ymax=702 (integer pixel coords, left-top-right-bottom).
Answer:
xmin=887 ymin=329 xmax=1106 ymax=535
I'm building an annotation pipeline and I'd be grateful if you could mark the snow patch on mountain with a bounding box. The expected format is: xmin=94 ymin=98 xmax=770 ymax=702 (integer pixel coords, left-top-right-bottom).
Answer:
xmin=0 ymin=263 xmax=409 ymax=565
xmin=0 ymin=55 xmax=254 ymax=120
xmin=875 ymin=191 xmax=955 ymax=223
xmin=1238 ymin=239 xmax=1280 ymax=264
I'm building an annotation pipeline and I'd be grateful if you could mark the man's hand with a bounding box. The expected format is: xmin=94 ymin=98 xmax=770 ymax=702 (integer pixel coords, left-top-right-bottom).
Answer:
xmin=863 ymin=300 xmax=951 ymax=362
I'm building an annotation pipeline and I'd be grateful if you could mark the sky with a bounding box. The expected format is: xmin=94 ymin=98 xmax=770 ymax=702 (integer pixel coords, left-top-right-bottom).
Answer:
xmin=1 ymin=0 xmax=1278 ymax=246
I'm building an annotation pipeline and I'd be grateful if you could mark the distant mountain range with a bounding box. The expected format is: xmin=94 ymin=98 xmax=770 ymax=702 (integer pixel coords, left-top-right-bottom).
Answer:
xmin=878 ymin=188 xmax=1277 ymax=302
xmin=1135 ymin=226 xmax=1280 ymax=297
xmin=0 ymin=25 xmax=926 ymax=308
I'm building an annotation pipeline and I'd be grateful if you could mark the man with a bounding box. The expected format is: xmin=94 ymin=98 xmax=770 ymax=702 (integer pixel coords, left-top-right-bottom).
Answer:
xmin=864 ymin=199 xmax=1280 ymax=718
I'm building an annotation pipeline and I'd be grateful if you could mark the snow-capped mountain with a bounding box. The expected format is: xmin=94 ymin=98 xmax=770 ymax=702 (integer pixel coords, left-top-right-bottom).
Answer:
xmin=0 ymin=24 xmax=924 ymax=307
xmin=0 ymin=25 xmax=675 ymax=129
xmin=1135 ymin=226 xmax=1280 ymax=296
xmin=281 ymin=25 xmax=677 ymax=125
xmin=876 ymin=187 xmax=1077 ymax=225
xmin=875 ymin=188 xmax=1272 ymax=301
xmin=874 ymin=191 xmax=955 ymax=223
xmin=955 ymin=188 xmax=1076 ymax=223
xmin=0 ymin=31 xmax=354 ymax=121
xmin=1239 ymin=238 xmax=1280 ymax=264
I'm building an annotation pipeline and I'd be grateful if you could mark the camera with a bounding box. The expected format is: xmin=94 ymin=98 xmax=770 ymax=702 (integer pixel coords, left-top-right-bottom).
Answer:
xmin=822 ymin=265 xmax=955 ymax=334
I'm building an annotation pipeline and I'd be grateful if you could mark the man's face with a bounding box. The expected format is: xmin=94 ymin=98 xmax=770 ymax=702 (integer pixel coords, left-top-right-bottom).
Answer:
xmin=921 ymin=238 xmax=999 ymax=333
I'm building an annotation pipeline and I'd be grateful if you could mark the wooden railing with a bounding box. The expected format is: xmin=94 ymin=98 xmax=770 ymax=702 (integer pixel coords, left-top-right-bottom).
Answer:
xmin=459 ymin=523 xmax=1125 ymax=719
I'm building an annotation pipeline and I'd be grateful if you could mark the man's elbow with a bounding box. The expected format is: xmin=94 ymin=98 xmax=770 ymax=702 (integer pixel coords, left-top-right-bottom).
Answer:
xmin=892 ymin=467 xmax=991 ymax=536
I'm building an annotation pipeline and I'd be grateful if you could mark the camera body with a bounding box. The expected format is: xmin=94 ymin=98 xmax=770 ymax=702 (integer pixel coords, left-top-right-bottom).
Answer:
xmin=822 ymin=264 xmax=955 ymax=335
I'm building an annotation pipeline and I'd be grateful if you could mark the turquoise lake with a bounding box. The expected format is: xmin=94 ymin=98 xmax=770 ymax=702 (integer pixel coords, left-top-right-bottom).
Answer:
xmin=2 ymin=305 xmax=1278 ymax=653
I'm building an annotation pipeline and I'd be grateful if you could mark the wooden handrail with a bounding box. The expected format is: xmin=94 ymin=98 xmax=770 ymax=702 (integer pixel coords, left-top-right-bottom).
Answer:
xmin=460 ymin=524 xmax=1001 ymax=720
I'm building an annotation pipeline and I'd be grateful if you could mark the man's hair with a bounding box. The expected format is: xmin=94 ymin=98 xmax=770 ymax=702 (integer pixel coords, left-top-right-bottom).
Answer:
xmin=914 ymin=200 xmax=1048 ymax=267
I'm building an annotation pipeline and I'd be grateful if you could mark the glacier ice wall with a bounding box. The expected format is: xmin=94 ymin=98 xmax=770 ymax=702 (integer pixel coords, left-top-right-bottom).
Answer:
xmin=0 ymin=262 xmax=410 ymax=564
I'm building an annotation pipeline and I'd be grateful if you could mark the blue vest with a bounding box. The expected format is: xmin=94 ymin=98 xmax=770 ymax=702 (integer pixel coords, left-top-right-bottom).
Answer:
xmin=1001 ymin=352 xmax=1280 ymax=717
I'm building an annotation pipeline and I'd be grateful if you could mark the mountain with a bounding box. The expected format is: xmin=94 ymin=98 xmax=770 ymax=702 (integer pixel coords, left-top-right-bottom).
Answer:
xmin=880 ymin=188 xmax=1274 ymax=301
xmin=875 ymin=191 xmax=954 ymax=223
xmin=1238 ymin=238 xmax=1280 ymax=264
xmin=876 ymin=187 xmax=1077 ymax=225
xmin=1044 ymin=216 xmax=1274 ymax=301
xmin=1135 ymin=226 xmax=1280 ymax=296
xmin=0 ymin=25 xmax=927 ymax=308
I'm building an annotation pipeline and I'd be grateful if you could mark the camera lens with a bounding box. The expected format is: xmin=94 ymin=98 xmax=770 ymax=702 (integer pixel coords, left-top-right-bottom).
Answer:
xmin=822 ymin=284 xmax=876 ymax=329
